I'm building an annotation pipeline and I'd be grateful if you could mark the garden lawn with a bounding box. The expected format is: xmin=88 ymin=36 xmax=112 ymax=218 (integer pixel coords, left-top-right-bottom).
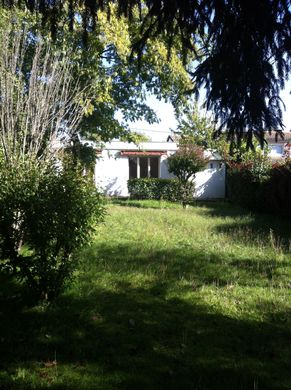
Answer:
xmin=0 ymin=201 xmax=291 ymax=389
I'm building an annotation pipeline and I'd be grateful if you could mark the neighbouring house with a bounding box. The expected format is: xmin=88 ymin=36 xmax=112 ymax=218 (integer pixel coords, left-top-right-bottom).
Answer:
xmin=93 ymin=130 xmax=291 ymax=200
xmin=265 ymin=131 xmax=291 ymax=159
xmin=94 ymin=138 xmax=226 ymax=199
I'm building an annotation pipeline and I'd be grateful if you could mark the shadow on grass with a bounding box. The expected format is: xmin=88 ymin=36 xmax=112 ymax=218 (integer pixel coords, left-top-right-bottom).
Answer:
xmin=89 ymin=241 xmax=290 ymax=288
xmin=111 ymin=199 xmax=291 ymax=248
xmin=109 ymin=198 xmax=181 ymax=209
xmin=1 ymin=278 xmax=291 ymax=390
xmin=111 ymin=198 xmax=247 ymax=214
xmin=1 ymin=241 xmax=291 ymax=389
xmin=191 ymin=202 xmax=291 ymax=251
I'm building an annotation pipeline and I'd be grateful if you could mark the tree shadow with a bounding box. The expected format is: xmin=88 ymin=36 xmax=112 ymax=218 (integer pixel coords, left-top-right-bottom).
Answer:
xmin=1 ymin=279 xmax=291 ymax=389
xmin=194 ymin=200 xmax=252 ymax=218
xmin=193 ymin=202 xmax=291 ymax=250
xmin=86 ymin=241 xmax=289 ymax=288
xmin=1 ymin=241 xmax=291 ymax=389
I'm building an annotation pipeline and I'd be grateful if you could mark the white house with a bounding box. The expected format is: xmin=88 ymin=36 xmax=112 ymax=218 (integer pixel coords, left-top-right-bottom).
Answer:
xmin=265 ymin=131 xmax=291 ymax=159
xmin=92 ymin=129 xmax=291 ymax=200
xmin=94 ymin=139 xmax=226 ymax=199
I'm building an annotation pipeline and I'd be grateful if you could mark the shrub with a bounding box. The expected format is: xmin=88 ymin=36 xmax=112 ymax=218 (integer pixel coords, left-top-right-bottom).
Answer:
xmin=167 ymin=145 xmax=208 ymax=207
xmin=0 ymin=158 xmax=105 ymax=300
xmin=227 ymin=167 xmax=261 ymax=209
xmin=167 ymin=145 xmax=208 ymax=183
xmin=127 ymin=178 xmax=180 ymax=201
xmin=227 ymin=159 xmax=291 ymax=217
xmin=263 ymin=161 xmax=291 ymax=216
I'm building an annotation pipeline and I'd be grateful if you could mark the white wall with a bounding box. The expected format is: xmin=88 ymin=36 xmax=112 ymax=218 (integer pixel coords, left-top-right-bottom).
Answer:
xmin=95 ymin=149 xmax=226 ymax=199
xmin=160 ymin=154 xmax=173 ymax=179
xmin=195 ymin=164 xmax=226 ymax=199
xmin=95 ymin=150 xmax=129 ymax=197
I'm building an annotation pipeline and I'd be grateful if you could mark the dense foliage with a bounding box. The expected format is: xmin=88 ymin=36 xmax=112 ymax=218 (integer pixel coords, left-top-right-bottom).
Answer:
xmin=33 ymin=5 xmax=193 ymax=144
xmin=227 ymin=160 xmax=291 ymax=217
xmin=4 ymin=0 xmax=290 ymax=146
xmin=0 ymin=13 xmax=105 ymax=300
xmin=128 ymin=178 xmax=180 ymax=201
xmin=167 ymin=145 xmax=209 ymax=183
xmin=167 ymin=145 xmax=208 ymax=207
xmin=0 ymin=159 xmax=105 ymax=300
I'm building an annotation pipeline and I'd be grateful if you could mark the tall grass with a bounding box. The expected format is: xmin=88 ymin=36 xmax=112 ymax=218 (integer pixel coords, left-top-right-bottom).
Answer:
xmin=0 ymin=201 xmax=290 ymax=389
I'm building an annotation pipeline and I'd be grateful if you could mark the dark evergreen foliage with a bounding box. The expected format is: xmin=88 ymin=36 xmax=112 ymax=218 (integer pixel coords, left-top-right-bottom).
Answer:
xmin=227 ymin=160 xmax=291 ymax=217
xmin=5 ymin=0 xmax=291 ymax=146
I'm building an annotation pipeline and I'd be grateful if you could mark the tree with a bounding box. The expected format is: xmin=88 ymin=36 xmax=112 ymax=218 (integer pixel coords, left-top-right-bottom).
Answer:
xmin=176 ymin=103 xmax=274 ymax=165
xmin=175 ymin=104 xmax=229 ymax=154
xmin=43 ymin=4 xmax=194 ymax=144
xmin=167 ymin=145 xmax=209 ymax=207
xmin=0 ymin=12 xmax=88 ymax=165
xmin=0 ymin=7 xmax=194 ymax=163
xmin=0 ymin=12 xmax=105 ymax=300
xmin=3 ymin=0 xmax=290 ymax=147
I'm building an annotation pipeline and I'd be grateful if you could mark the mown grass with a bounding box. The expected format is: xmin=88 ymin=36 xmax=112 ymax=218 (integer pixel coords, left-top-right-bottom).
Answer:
xmin=0 ymin=201 xmax=291 ymax=389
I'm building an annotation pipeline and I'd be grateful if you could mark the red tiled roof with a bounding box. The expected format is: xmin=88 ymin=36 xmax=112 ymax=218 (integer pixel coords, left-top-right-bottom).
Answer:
xmin=120 ymin=151 xmax=167 ymax=156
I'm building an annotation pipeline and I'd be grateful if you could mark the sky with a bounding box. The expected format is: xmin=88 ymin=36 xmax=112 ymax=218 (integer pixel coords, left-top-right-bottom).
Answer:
xmin=128 ymin=81 xmax=291 ymax=142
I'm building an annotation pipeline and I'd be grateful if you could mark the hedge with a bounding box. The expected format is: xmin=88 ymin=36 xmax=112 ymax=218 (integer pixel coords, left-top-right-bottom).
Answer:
xmin=227 ymin=161 xmax=291 ymax=217
xmin=127 ymin=178 xmax=181 ymax=201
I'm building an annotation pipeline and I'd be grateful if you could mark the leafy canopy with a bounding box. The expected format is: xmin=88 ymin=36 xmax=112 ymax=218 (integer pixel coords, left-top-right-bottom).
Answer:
xmin=176 ymin=103 xmax=275 ymax=165
xmin=3 ymin=0 xmax=290 ymax=147
xmin=13 ymin=4 xmax=194 ymax=144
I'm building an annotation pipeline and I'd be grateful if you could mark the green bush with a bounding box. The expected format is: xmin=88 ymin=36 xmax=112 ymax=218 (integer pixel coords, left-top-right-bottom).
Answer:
xmin=227 ymin=160 xmax=291 ymax=217
xmin=0 ymin=158 xmax=105 ymax=300
xmin=167 ymin=145 xmax=208 ymax=207
xmin=227 ymin=168 xmax=261 ymax=209
xmin=262 ymin=162 xmax=291 ymax=216
xmin=167 ymin=145 xmax=208 ymax=183
xmin=127 ymin=178 xmax=181 ymax=201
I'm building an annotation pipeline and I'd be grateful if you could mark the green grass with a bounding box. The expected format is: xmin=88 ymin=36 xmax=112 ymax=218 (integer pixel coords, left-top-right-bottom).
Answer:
xmin=109 ymin=198 xmax=183 ymax=209
xmin=1 ymin=201 xmax=291 ymax=389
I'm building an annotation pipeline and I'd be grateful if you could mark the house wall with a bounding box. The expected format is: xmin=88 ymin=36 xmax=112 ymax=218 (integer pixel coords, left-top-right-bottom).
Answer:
xmin=95 ymin=147 xmax=226 ymax=199
xmin=95 ymin=150 xmax=129 ymax=197
xmin=195 ymin=164 xmax=226 ymax=199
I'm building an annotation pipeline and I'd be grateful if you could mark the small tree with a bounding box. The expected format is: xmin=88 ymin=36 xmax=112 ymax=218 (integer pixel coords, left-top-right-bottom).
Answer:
xmin=167 ymin=145 xmax=209 ymax=207
xmin=175 ymin=104 xmax=229 ymax=158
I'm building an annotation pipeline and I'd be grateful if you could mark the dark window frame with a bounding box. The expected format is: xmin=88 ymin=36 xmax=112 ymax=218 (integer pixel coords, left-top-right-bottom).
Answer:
xmin=128 ymin=156 xmax=160 ymax=178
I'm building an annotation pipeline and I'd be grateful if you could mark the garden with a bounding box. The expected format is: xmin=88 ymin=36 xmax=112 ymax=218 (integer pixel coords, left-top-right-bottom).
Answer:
xmin=0 ymin=2 xmax=290 ymax=390
xmin=1 ymin=201 xmax=291 ymax=389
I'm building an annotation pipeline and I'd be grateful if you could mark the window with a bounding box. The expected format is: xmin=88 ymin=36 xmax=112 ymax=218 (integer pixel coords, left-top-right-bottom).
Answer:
xmin=140 ymin=157 xmax=148 ymax=178
xmin=150 ymin=157 xmax=159 ymax=178
xmin=270 ymin=145 xmax=283 ymax=155
xmin=129 ymin=157 xmax=137 ymax=178
xmin=129 ymin=157 xmax=160 ymax=178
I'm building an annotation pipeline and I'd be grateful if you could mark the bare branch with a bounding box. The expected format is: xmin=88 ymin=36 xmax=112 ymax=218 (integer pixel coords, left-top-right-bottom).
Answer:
xmin=0 ymin=20 xmax=90 ymax=167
